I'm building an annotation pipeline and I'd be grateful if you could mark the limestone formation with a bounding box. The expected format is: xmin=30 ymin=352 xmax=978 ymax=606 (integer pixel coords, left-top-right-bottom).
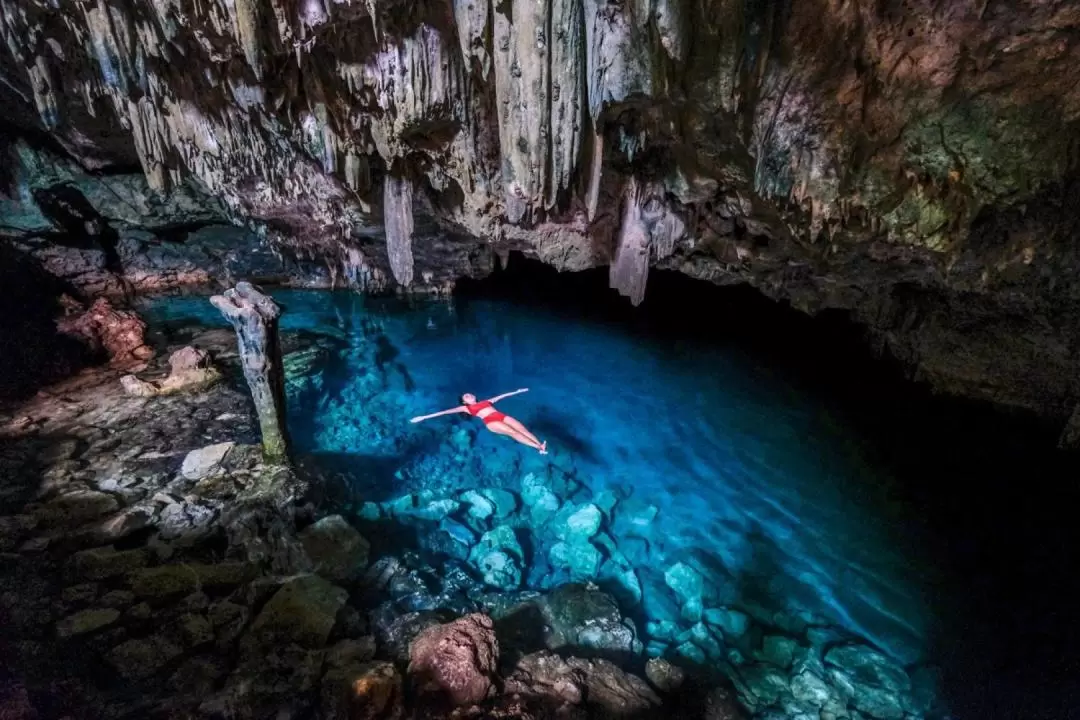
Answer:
xmin=211 ymin=283 xmax=290 ymax=462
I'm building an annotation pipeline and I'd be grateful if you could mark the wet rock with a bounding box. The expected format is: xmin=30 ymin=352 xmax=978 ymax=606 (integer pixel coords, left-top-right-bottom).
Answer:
xmin=440 ymin=517 xmax=477 ymax=548
xmin=242 ymin=575 xmax=348 ymax=652
xmin=665 ymin=562 xmax=706 ymax=621
xmin=461 ymin=490 xmax=496 ymax=520
xmin=56 ymin=298 xmax=152 ymax=370
xmin=205 ymin=644 xmax=326 ymax=718
xmin=554 ymin=503 xmax=602 ymax=541
xmin=156 ymin=498 xmax=218 ymax=540
xmin=327 ymin=636 xmax=377 ymax=667
xmin=825 ymin=643 xmax=911 ymax=720
xmin=538 ymin=584 xmax=639 ymax=657
xmin=505 ymin=651 xmax=660 ymax=716
xmin=36 ymin=489 xmax=119 ymax=527
xmin=758 ymin=635 xmax=798 ymax=669
xmin=374 ymin=609 xmax=448 ymax=663
xmin=791 ymin=668 xmax=833 ymax=709
xmin=108 ymin=634 xmax=183 ymax=680
xmin=479 ymin=488 xmax=517 ymax=519
xmin=121 ymin=346 xmax=221 ymax=397
xmin=180 ymin=442 xmax=235 ymax=480
xmin=520 ymin=473 xmax=561 ymax=525
xmin=56 ymin=607 xmax=119 ymax=637
xmin=209 ymin=600 xmax=249 ymax=648
xmin=99 ymin=590 xmax=135 ymax=608
xmin=128 ymin=562 xmax=254 ymax=598
xmin=469 ymin=526 xmax=524 ymax=590
xmin=321 ymin=660 xmax=402 ymax=720
xmin=71 ymin=545 xmax=149 ymax=580
xmin=299 ymin=514 xmax=370 ymax=582
xmin=737 ymin=664 xmax=792 ymax=707
xmin=645 ymin=658 xmax=685 ymax=693
xmin=408 ymin=613 xmax=498 ymax=706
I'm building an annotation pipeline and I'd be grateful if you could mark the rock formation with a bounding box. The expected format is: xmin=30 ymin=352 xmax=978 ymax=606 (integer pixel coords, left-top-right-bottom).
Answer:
xmin=1 ymin=1 xmax=1079 ymax=419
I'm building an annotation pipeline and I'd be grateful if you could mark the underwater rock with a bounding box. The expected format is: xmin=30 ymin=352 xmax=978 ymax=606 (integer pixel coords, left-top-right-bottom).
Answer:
xmin=554 ymin=503 xmax=603 ymax=541
xmin=758 ymin=635 xmax=798 ymax=669
xmin=461 ymin=490 xmax=496 ymax=521
xmin=549 ymin=540 xmax=602 ymax=581
xmin=704 ymin=685 xmax=748 ymax=720
xmin=180 ymin=442 xmax=235 ymax=480
xmin=479 ymin=488 xmax=518 ymax=520
xmin=389 ymin=493 xmax=461 ymax=521
xmin=790 ymin=668 xmax=833 ymax=709
xmin=539 ymin=584 xmax=640 ymax=657
xmin=440 ymin=518 xmax=478 ymax=548
xmin=705 ymin=608 xmax=750 ymax=642
xmin=299 ymin=514 xmax=371 ymax=582
xmin=521 ymin=473 xmax=562 ymax=525
xmin=242 ymin=575 xmax=348 ymax=652
xmin=108 ymin=634 xmax=184 ymax=680
xmin=736 ymin=664 xmax=792 ymax=708
xmin=469 ymin=526 xmax=524 ymax=589
xmin=644 ymin=658 xmax=685 ymax=693
xmin=824 ymin=644 xmax=911 ymax=720
xmin=408 ymin=613 xmax=499 ymax=706
xmin=664 ymin=562 xmax=708 ymax=621
xmin=506 ymin=651 xmax=661 ymax=716
xmin=375 ymin=609 xmax=450 ymax=663
xmin=55 ymin=607 xmax=120 ymax=637
xmin=322 ymin=660 xmax=402 ymax=720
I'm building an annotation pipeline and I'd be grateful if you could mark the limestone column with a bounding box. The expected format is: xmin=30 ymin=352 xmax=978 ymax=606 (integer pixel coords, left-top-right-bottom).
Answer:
xmin=210 ymin=282 xmax=290 ymax=462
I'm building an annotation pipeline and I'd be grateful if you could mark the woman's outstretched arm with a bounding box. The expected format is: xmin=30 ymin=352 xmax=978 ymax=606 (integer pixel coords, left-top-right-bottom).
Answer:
xmin=486 ymin=388 xmax=529 ymax=403
xmin=410 ymin=406 xmax=467 ymax=423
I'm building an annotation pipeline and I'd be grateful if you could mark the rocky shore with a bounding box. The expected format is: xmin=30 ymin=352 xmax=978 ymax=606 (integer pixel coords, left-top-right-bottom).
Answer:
xmin=0 ymin=311 xmax=944 ymax=720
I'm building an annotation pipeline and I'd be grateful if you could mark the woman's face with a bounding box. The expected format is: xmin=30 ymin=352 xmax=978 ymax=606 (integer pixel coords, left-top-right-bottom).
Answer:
xmin=462 ymin=393 xmax=477 ymax=404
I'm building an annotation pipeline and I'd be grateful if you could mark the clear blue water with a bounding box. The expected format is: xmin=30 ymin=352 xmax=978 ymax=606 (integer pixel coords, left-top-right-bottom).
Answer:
xmin=144 ymin=291 xmax=929 ymax=623
xmin=139 ymin=272 xmax=1080 ymax=719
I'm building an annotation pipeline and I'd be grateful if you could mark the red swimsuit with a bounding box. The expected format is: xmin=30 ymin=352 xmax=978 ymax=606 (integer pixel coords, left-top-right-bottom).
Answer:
xmin=466 ymin=400 xmax=506 ymax=425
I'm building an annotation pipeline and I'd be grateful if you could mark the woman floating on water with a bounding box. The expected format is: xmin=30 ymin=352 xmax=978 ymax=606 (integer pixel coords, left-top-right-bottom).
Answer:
xmin=410 ymin=388 xmax=547 ymax=454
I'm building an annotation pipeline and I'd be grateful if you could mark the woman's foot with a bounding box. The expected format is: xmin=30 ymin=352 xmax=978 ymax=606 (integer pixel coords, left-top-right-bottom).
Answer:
xmin=539 ymin=441 xmax=548 ymax=455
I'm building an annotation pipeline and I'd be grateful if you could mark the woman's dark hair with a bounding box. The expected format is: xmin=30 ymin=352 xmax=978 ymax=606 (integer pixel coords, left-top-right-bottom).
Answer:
xmin=460 ymin=394 xmax=469 ymax=404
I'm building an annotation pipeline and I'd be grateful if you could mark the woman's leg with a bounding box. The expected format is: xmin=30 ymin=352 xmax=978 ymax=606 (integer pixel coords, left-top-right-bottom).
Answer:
xmin=486 ymin=421 xmax=544 ymax=452
xmin=503 ymin=415 xmax=544 ymax=446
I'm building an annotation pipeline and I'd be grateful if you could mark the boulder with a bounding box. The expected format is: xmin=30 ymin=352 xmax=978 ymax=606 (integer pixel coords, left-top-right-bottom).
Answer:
xmin=408 ymin=613 xmax=499 ymax=706
xmin=549 ymin=540 xmax=602 ymax=580
xmin=538 ymin=584 xmax=639 ymax=657
xmin=108 ymin=635 xmax=184 ymax=680
xmin=242 ymin=575 xmax=348 ymax=653
xmin=758 ymin=635 xmax=798 ymax=669
xmin=505 ymin=651 xmax=660 ymax=716
xmin=704 ymin=608 xmax=750 ymax=641
xmin=121 ymin=346 xmax=221 ymax=397
xmin=478 ymin=488 xmax=517 ymax=519
xmin=469 ymin=526 xmax=524 ymax=590
xmin=460 ymin=490 xmax=496 ymax=520
xmin=824 ymin=643 xmax=912 ymax=718
xmin=299 ymin=514 xmax=371 ymax=582
xmin=374 ymin=609 xmax=448 ymax=663
xmin=554 ymin=503 xmax=602 ymax=541
xmin=36 ymin=489 xmax=119 ymax=527
xmin=180 ymin=442 xmax=235 ymax=480
xmin=128 ymin=562 xmax=254 ymax=598
xmin=322 ymin=660 xmax=402 ymax=720
xmin=56 ymin=607 xmax=120 ymax=637
xmin=645 ymin=658 xmax=685 ymax=693
xmin=71 ymin=546 xmax=149 ymax=580
xmin=704 ymin=685 xmax=748 ymax=720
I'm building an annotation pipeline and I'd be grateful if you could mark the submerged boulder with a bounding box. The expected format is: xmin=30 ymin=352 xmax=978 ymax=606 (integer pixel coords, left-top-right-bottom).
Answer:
xmin=408 ymin=613 xmax=499 ymax=706
xmin=505 ymin=651 xmax=661 ymax=716
xmin=538 ymin=584 xmax=640 ymax=657
xmin=824 ymin=644 xmax=912 ymax=720
xmin=549 ymin=540 xmax=602 ymax=581
xmin=554 ymin=503 xmax=603 ymax=541
xmin=469 ymin=525 xmax=524 ymax=590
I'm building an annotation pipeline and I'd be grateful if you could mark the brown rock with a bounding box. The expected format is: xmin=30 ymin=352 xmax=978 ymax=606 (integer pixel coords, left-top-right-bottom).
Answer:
xmin=322 ymin=660 xmax=403 ymax=720
xmin=408 ymin=613 xmax=499 ymax=707
xmin=56 ymin=298 xmax=152 ymax=370
xmin=504 ymin=651 xmax=661 ymax=717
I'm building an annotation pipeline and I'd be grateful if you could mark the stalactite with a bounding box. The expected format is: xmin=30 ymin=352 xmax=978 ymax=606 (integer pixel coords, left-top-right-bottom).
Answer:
xmin=28 ymin=55 xmax=58 ymax=128
xmin=583 ymin=0 xmax=653 ymax=121
xmin=384 ymin=173 xmax=415 ymax=287
xmin=453 ymin=0 xmax=492 ymax=79
xmin=610 ymin=176 xmax=650 ymax=306
xmin=232 ymin=0 xmax=263 ymax=80
xmin=585 ymin=129 xmax=604 ymax=220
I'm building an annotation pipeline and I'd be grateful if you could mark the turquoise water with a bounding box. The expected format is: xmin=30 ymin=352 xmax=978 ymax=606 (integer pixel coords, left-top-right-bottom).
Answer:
xmin=142 ymin=282 xmax=948 ymax=715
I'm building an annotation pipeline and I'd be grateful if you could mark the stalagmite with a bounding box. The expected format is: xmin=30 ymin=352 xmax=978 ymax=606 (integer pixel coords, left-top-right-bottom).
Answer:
xmin=210 ymin=283 xmax=290 ymax=462
xmin=585 ymin=129 xmax=604 ymax=221
xmin=609 ymin=177 xmax=650 ymax=306
xmin=384 ymin=173 xmax=415 ymax=287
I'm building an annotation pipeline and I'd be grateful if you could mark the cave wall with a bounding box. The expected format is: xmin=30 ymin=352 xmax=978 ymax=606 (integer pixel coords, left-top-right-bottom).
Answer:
xmin=1 ymin=0 xmax=1079 ymax=419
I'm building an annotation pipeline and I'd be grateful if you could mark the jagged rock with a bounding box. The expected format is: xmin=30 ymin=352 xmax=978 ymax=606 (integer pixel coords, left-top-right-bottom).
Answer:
xmin=121 ymin=346 xmax=221 ymax=397
xmin=56 ymin=607 xmax=119 ymax=637
xmin=108 ymin=635 xmax=183 ymax=680
xmin=242 ymin=575 xmax=348 ymax=653
xmin=460 ymin=490 xmax=496 ymax=520
xmin=56 ymin=298 xmax=153 ymax=370
xmin=704 ymin=685 xmax=748 ymax=720
xmin=327 ymin=637 xmax=377 ymax=668
xmin=705 ymin=608 xmax=750 ymax=641
xmin=791 ymin=669 xmax=833 ymax=709
xmin=209 ymin=600 xmax=249 ymax=649
xmin=128 ymin=562 xmax=254 ymax=599
xmin=177 ymin=613 xmax=214 ymax=648
xmin=60 ymin=583 xmax=98 ymax=604
xmin=71 ymin=546 xmax=149 ymax=580
xmin=478 ymin=489 xmax=517 ymax=519
xmin=505 ymin=651 xmax=660 ymax=716
xmin=758 ymin=635 xmax=798 ymax=669
xmin=180 ymin=442 xmax=235 ymax=480
xmin=299 ymin=514 xmax=371 ymax=582
xmin=408 ymin=613 xmax=498 ymax=706
xmin=538 ymin=584 xmax=639 ymax=657
xmin=374 ymin=610 xmax=448 ymax=664
xmin=644 ymin=658 xmax=685 ymax=693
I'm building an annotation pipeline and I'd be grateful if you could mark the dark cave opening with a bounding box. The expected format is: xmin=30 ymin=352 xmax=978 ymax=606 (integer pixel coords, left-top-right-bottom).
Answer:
xmin=458 ymin=252 xmax=1080 ymax=719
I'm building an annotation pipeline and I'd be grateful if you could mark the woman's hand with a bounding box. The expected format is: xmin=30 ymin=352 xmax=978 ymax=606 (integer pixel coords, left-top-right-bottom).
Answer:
xmin=517 ymin=388 xmax=529 ymax=393
xmin=409 ymin=416 xmax=424 ymax=424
